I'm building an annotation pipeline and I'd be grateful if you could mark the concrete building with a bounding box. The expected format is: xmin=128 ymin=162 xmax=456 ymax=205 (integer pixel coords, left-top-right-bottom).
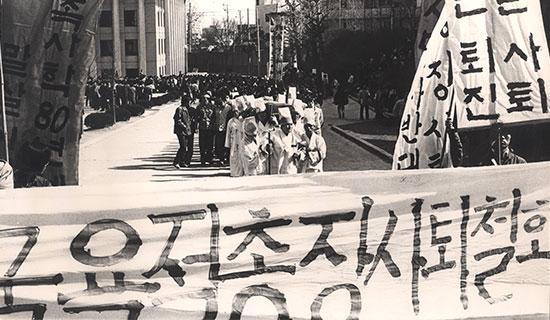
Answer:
xmin=94 ymin=0 xmax=187 ymax=78
xmin=325 ymin=0 xmax=419 ymax=34
xmin=254 ymin=0 xmax=419 ymax=39
xmin=256 ymin=0 xmax=285 ymax=33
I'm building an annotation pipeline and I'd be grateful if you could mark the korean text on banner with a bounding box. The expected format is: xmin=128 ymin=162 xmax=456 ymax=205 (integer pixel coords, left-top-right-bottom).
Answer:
xmin=415 ymin=0 xmax=446 ymax=66
xmin=452 ymin=0 xmax=550 ymax=128
xmin=0 ymin=164 xmax=549 ymax=319
xmin=393 ymin=3 xmax=455 ymax=170
xmin=0 ymin=0 xmax=103 ymax=186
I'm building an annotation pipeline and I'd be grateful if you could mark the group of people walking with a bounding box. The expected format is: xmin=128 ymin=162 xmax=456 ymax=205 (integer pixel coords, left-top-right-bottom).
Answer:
xmin=172 ymin=74 xmax=327 ymax=177
xmin=85 ymin=73 xmax=185 ymax=111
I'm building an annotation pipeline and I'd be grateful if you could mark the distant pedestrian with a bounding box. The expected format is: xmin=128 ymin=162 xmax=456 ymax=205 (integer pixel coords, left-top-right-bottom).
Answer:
xmin=172 ymin=98 xmax=193 ymax=168
xmin=197 ymin=93 xmax=215 ymax=165
xmin=333 ymin=81 xmax=348 ymax=119
xmin=358 ymin=86 xmax=371 ymax=120
xmin=213 ymin=96 xmax=229 ymax=165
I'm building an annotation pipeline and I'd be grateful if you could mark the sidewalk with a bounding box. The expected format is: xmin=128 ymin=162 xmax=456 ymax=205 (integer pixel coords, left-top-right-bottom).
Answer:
xmin=324 ymin=98 xmax=398 ymax=162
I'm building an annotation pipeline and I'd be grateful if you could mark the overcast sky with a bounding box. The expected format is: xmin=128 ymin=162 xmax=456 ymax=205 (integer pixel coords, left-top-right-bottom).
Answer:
xmin=190 ymin=0 xmax=257 ymax=29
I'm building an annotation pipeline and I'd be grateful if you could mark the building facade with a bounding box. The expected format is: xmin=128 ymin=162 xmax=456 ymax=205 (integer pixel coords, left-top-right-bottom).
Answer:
xmin=94 ymin=0 xmax=187 ymax=78
xmin=325 ymin=0 xmax=419 ymax=34
xmin=256 ymin=0 xmax=285 ymax=33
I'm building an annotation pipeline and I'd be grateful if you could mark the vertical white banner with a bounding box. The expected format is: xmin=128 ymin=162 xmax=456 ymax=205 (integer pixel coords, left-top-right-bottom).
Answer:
xmin=452 ymin=0 xmax=550 ymax=128
xmin=0 ymin=0 xmax=104 ymax=185
xmin=393 ymin=4 xmax=455 ymax=170
xmin=415 ymin=0 xmax=446 ymax=66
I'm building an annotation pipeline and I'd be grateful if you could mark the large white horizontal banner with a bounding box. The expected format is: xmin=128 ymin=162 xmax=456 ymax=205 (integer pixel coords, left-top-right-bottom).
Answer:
xmin=0 ymin=164 xmax=549 ymax=319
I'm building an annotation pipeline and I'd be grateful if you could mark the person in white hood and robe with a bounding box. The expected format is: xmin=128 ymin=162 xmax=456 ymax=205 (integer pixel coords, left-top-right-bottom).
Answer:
xmin=272 ymin=108 xmax=299 ymax=174
xmin=297 ymin=109 xmax=326 ymax=173
xmin=240 ymin=117 xmax=263 ymax=176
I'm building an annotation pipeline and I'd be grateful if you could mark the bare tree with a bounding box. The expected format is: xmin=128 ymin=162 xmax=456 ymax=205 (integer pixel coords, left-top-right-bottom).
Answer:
xmin=283 ymin=0 xmax=305 ymax=67
xmin=202 ymin=19 xmax=238 ymax=51
xmin=283 ymin=0 xmax=333 ymax=70
xmin=187 ymin=4 xmax=205 ymax=51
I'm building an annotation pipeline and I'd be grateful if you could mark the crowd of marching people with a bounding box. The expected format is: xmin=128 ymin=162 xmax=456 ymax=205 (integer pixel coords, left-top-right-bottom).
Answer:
xmin=85 ymin=73 xmax=185 ymax=110
xmin=173 ymin=74 xmax=326 ymax=177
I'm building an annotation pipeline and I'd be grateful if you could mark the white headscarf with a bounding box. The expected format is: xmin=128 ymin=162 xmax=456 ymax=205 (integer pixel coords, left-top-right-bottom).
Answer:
xmin=0 ymin=160 xmax=14 ymax=190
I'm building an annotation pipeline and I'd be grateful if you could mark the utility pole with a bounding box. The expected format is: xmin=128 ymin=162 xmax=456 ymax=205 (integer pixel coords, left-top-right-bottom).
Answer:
xmin=187 ymin=1 xmax=192 ymax=72
xmin=256 ymin=5 xmax=261 ymax=77
xmin=111 ymin=0 xmax=118 ymax=124
xmin=247 ymin=8 xmax=250 ymax=42
xmin=223 ymin=3 xmax=229 ymax=27
xmin=363 ymin=0 xmax=367 ymax=32
xmin=239 ymin=9 xmax=242 ymax=44
xmin=187 ymin=2 xmax=192 ymax=49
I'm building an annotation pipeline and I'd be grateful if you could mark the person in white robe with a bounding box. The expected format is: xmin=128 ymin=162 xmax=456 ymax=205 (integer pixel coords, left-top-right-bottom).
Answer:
xmin=225 ymin=109 xmax=244 ymax=177
xmin=0 ymin=160 xmax=14 ymax=189
xmin=298 ymin=109 xmax=327 ymax=173
xmin=272 ymin=114 xmax=299 ymax=175
xmin=239 ymin=117 xmax=262 ymax=176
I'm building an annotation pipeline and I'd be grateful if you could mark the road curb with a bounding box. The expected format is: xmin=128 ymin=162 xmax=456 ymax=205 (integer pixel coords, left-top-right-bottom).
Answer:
xmin=330 ymin=125 xmax=393 ymax=163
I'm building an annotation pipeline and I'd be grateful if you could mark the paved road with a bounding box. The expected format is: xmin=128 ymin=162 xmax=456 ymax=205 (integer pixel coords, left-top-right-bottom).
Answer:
xmin=321 ymin=98 xmax=391 ymax=172
xmin=79 ymin=98 xmax=390 ymax=185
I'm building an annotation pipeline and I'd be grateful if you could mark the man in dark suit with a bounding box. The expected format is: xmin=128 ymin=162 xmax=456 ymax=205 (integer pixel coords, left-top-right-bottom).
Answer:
xmin=173 ymin=97 xmax=193 ymax=168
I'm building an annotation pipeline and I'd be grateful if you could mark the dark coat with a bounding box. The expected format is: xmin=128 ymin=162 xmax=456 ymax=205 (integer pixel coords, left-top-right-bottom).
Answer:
xmin=174 ymin=106 xmax=192 ymax=136
xmin=197 ymin=103 xmax=215 ymax=131
xmin=333 ymin=85 xmax=349 ymax=106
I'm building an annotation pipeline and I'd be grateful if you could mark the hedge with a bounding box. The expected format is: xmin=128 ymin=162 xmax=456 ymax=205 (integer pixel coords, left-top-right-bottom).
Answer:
xmin=115 ymin=107 xmax=131 ymax=122
xmin=84 ymin=113 xmax=115 ymax=129
xmin=121 ymin=104 xmax=145 ymax=116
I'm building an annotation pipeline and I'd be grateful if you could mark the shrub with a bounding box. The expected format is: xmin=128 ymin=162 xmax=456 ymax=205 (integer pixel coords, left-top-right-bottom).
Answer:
xmin=84 ymin=113 xmax=114 ymax=129
xmin=122 ymin=104 xmax=145 ymax=116
xmin=115 ymin=107 xmax=131 ymax=122
xmin=136 ymin=99 xmax=151 ymax=108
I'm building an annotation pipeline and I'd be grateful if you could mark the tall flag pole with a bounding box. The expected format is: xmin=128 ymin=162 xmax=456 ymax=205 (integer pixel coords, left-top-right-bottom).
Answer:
xmin=0 ymin=0 xmax=9 ymax=162
xmin=0 ymin=42 xmax=9 ymax=163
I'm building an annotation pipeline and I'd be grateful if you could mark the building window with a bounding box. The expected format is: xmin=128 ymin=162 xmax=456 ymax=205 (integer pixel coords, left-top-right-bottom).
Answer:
xmin=126 ymin=68 xmax=139 ymax=77
xmin=99 ymin=10 xmax=112 ymax=27
xmin=124 ymin=10 xmax=137 ymax=27
xmin=125 ymin=39 xmax=138 ymax=56
xmin=102 ymin=68 xmax=113 ymax=78
xmin=100 ymin=40 xmax=113 ymax=56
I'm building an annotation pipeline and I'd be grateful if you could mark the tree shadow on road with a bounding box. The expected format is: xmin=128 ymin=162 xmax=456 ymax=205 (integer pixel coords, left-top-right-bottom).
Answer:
xmin=108 ymin=141 xmax=230 ymax=178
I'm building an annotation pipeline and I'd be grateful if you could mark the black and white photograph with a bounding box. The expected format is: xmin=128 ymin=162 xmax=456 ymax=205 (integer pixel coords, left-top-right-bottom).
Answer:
xmin=0 ymin=0 xmax=549 ymax=319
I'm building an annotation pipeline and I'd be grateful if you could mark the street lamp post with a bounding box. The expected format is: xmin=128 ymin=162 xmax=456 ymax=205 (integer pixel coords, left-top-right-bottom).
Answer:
xmin=256 ymin=5 xmax=261 ymax=77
